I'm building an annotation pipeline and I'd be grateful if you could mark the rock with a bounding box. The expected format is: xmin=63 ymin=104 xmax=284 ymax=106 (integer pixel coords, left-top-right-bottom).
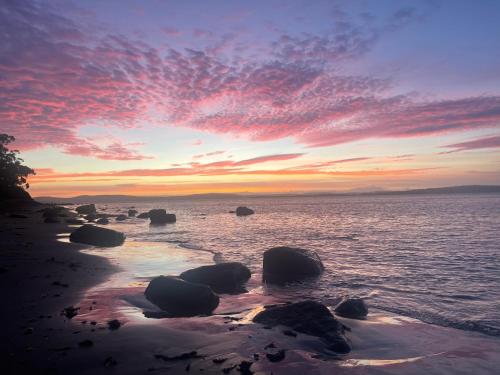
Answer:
xmin=144 ymin=276 xmax=219 ymax=316
xmin=96 ymin=218 xmax=109 ymax=225
xmin=44 ymin=217 xmax=60 ymax=223
xmin=42 ymin=206 xmax=66 ymax=218
xmin=236 ymin=206 xmax=254 ymax=216
xmin=107 ymin=319 xmax=121 ymax=330
xmin=266 ymin=349 xmax=286 ymax=362
xmin=253 ymin=301 xmax=350 ymax=353
xmin=75 ymin=204 xmax=96 ymax=215
xmin=262 ymin=247 xmax=324 ymax=284
xmin=179 ymin=262 xmax=251 ymax=293
xmin=149 ymin=209 xmax=176 ymax=224
xmin=115 ymin=214 xmax=127 ymax=221
xmin=334 ymin=297 xmax=368 ymax=320
xmin=66 ymin=218 xmax=85 ymax=225
xmin=62 ymin=306 xmax=79 ymax=319
xmin=85 ymin=213 xmax=98 ymax=221
xmin=128 ymin=209 xmax=138 ymax=217
xmin=137 ymin=212 xmax=150 ymax=219
xmin=69 ymin=225 xmax=125 ymax=247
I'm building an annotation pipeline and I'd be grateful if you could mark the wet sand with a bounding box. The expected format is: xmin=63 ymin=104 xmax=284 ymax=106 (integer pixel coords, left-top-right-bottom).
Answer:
xmin=1 ymin=206 xmax=500 ymax=374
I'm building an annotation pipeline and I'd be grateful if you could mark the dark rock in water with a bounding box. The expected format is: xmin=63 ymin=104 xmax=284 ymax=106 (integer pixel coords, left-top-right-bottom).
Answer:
xmin=266 ymin=349 xmax=286 ymax=362
xmin=253 ymin=300 xmax=350 ymax=354
xmin=334 ymin=297 xmax=368 ymax=320
xmin=107 ymin=319 xmax=121 ymax=330
xmin=44 ymin=217 xmax=60 ymax=223
xmin=137 ymin=212 xmax=150 ymax=219
xmin=66 ymin=218 xmax=85 ymax=225
xmin=75 ymin=204 xmax=96 ymax=215
xmin=236 ymin=206 xmax=254 ymax=216
xmin=115 ymin=214 xmax=127 ymax=221
xmin=179 ymin=262 xmax=251 ymax=293
xmin=228 ymin=210 xmax=236 ymax=213
xmin=149 ymin=209 xmax=176 ymax=224
xmin=85 ymin=213 xmax=98 ymax=222
xmin=237 ymin=361 xmax=254 ymax=375
xmin=262 ymin=247 xmax=324 ymax=284
xmin=96 ymin=218 xmax=109 ymax=225
xmin=70 ymin=225 xmax=125 ymax=247
xmin=128 ymin=209 xmax=138 ymax=217
xmin=144 ymin=276 xmax=219 ymax=316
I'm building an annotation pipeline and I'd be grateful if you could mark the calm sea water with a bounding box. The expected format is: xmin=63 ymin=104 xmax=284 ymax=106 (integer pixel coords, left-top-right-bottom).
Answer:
xmin=87 ymin=194 xmax=500 ymax=336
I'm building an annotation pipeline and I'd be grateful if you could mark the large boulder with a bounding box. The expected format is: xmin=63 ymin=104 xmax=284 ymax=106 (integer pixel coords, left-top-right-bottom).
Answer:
xmin=144 ymin=276 xmax=219 ymax=316
xmin=76 ymin=204 xmax=96 ymax=215
xmin=149 ymin=209 xmax=176 ymax=224
xmin=263 ymin=247 xmax=324 ymax=284
xmin=70 ymin=225 xmax=125 ymax=247
xmin=253 ymin=300 xmax=350 ymax=353
xmin=334 ymin=297 xmax=368 ymax=320
xmin=128 ymin=209 xmax=138 ymax=217
xmin=137 ymin=212 xmax=150 ymax=219
xmin=180 ymin=262 xmax=251 ymax=293
xmin=236 ymin=206 xmax=254 ymax=216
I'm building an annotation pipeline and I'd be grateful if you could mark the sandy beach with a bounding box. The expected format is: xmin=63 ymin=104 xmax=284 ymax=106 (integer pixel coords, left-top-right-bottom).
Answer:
xmin=1 ymin=204 xmax=499 ymax=375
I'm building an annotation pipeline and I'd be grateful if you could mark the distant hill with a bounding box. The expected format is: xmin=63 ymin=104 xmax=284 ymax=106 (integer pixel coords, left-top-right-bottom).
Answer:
xmin=35 ymin=185 xmax=500 ymax=204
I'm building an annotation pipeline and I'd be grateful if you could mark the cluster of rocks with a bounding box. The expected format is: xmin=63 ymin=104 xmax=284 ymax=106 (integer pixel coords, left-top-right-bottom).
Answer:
xmin=143 ymin=245 xmax=368 ymax=354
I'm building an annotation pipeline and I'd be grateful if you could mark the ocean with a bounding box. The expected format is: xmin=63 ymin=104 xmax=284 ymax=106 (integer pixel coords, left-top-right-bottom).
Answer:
xmin=76 ymin=193 xmax=500 ymax=337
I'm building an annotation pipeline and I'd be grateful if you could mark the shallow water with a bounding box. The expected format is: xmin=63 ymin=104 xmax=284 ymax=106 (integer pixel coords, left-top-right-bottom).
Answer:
xmin=77 ymin=193 xmax=500 ymax=336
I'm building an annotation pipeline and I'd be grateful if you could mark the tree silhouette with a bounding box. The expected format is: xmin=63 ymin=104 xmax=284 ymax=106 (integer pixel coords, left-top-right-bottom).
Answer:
xmin=0 ymin=134 xmax=35 ymax=200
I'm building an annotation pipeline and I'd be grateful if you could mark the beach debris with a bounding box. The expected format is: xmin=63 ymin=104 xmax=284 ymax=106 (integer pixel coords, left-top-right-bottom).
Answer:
xmin=149 ymin=209 xmax=176 ymax=224
xmin=253 ymin=300 xmax=350 ymax=354
xmin=179 ymin=262 xmax=251 ymax=294
xmin=103 ymin=356 xmax=117 ymax=368
xmin=235 ymin=206 xmax=254 ymax=216
xmin=154 ymin=351 xmax=203 ymax=361
xmin=69 ymin=225 xmax=125 ymax=247
xmin=237 ymin=360 xmax=254 ymax=375
xmin=212 ymin=357 xmax=228 ymax=364
xmin=62 ymin=306 xmax=79 ymax=319
xmin=145 ymin=276 xmax=219 ymax=316
xmin=78 ymin=339 xmax=93 ymax=348
xmin=75 ymin=204 xmax=96 ymax=215
xmin=334 ymin=297 xmax=368 ymax=320
xmin=128 ymin=209 xmax=138 ymax=217
xmin=262 ymin=247 xmax=324 ymax=284
xmin=107 ymin=319 xmax=121 ymax=330
xmin=266 ymin=349 xmax=286 ymax=362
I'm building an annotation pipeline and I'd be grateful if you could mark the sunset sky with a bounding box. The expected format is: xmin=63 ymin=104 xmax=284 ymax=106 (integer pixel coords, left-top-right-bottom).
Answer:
xmin=1 ymin=0 xmax=499 ymax=197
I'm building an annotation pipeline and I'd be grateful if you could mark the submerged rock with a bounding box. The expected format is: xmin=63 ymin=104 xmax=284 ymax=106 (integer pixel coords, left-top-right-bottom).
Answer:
xmin=69 ymin=225 xmax=125 ymax=247
xmin=149 ymin=209 xmax=176 ymax=224
xmin=262 ymin=246 xmax=324 ymax=284
xmin=180 ymin=262 xmax=251 ymax=293
xmin=137 ymin=212 xmax=150 ymax=219
xmin=236 ymin=206 xmax=254 ymax=216
xmin=253 ymin=300 xmax=350 ymax=353
xmin=144 ymin=276 xmax=219 ymax=316
xmin=334 ymin=297 xmax=368 ymax=320
xmin=75 ymin=204 xmax=96 ymax=215
xmin=128 ymin=209 xmax=138 ymax=217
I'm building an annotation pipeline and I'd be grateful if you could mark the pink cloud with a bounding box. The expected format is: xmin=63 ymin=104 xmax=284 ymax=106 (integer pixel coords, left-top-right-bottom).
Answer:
xmin=440 ymin=135 xmax=500 ymax=154
xmin=1 ymin=1 xmax=499 ymax=157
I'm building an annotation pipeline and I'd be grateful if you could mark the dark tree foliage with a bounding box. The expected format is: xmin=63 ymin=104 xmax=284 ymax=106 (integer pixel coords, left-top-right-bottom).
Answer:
xmin=0 ymin=134 xmax=35 ymax=198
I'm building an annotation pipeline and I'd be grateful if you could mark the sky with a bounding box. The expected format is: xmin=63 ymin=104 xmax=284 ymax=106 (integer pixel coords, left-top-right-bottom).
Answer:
xmin=1 ymin=0 xmax=499 ymax=197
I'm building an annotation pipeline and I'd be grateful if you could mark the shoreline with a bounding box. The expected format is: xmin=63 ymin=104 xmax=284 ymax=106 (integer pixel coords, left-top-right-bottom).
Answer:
xmin=1 ymin=205 xmax=500 ymax=374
